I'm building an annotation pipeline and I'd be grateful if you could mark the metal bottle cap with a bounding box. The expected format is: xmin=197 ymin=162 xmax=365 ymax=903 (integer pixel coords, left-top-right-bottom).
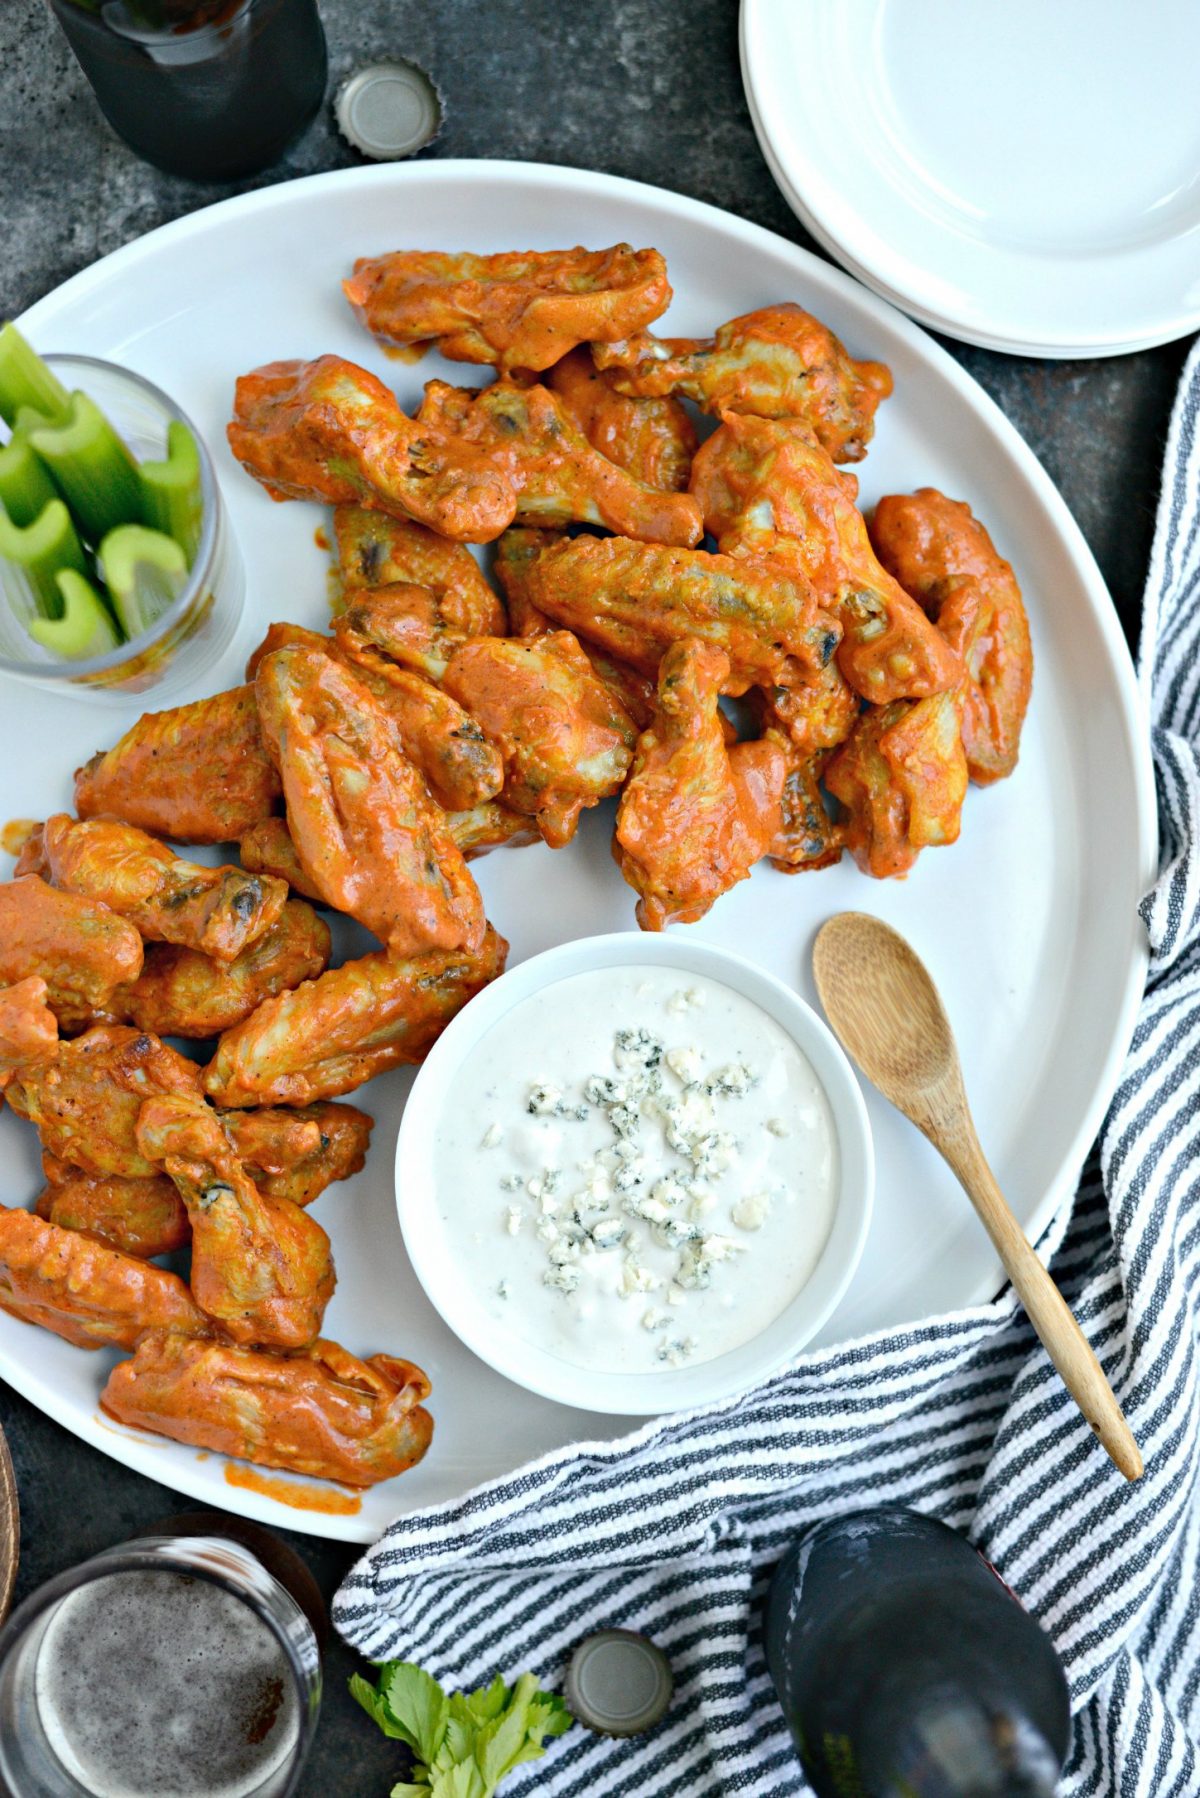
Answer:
xmin=335 ymin=61 xmax=443 ymax=162
xmin=565 ymin=1630 xmax=673 ymax=1737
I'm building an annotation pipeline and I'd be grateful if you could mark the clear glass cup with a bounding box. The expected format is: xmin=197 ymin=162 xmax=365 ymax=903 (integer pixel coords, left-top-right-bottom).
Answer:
xmin=0 ymin=354 xmax=244 ymax=701
xmin=0 ymin=1531 xmax=322 ymax=1797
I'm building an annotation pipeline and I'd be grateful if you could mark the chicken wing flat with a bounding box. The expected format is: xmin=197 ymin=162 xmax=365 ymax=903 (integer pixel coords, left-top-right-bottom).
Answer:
xmin=228 ymin=356 xmax=517 ymax=544
xmin=444 ymin=801 xmax=541 ymax=861
xmin=441 ymin=634 xmax=636 ymax=849
xmin=0 ymin=977 xmax=58 ymax=1094
xmin=254 ymin=647 xmax=485 ymax=956
xmin=109 ymin=899 xmax=331 ymax=1040
xmin=204 ymin=926 xmax=508 ymax=1107
xmin=35 ymin=1161 xmax=189 ymax=1259
xmin=825 ymin=691 xmax=968 ymax=879
xmin=493 ymin=527 xmax=657 ymax=728
xmin=237 ymin=818 xmax=323 ymax=903
xmin=332 ymin=505 xmax=506 ymax=638
xmin=0 ymin=1205 xmax=208 ymax=1349
xmin=614 ymin=639 xmax=786 ymax=929
xmin=102 ymin=1333 xmax=433 ymax=1485
xmin=691 ymin=412 xmax=963 ymax=704
xmin=223 ymin=1102 xmax=372 ymax=1210
xmin=595 ymin=303 xmax=892 ymax=462
xmin=526 ymin=533 xmax=837 ymax=691
xmin=869 ymin=488 xmax=1033 ymax=784
xmin=417 ymin=379 xmax=702 ymax=547
xmin=343 ymin=243 xmax=671 ymax=373
xmin=74 ymin=686 xmax=281 ymax=845
xmin=544 ymin=346 xmax=697 ymax=492
xmin=25 ymin=815 xmax=288 ymax=963
xmin=6 ymin=1024 xmax=204 ymax=1178
xmin=0 ymin=876 xmax=143 ymax=1030
xmin=136 ymin=1093 xmax=335 ymax=1349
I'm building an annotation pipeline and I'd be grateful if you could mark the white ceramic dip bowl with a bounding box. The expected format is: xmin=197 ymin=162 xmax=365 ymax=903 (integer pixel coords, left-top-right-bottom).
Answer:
xmin=395 ymin=932 xmax=874 ymax=1415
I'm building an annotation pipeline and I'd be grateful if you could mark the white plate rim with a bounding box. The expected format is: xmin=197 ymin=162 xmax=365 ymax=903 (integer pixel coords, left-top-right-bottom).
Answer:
xmin=739 ymin=0 xmax=1200 ymax=359
xmin=2 ymin=157 xmax=1158 ymax=1540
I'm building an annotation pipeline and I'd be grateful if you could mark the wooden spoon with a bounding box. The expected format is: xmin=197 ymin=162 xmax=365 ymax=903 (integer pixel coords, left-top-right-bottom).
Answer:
xmin=813 ymin=911 xmax=1142 ymax=1483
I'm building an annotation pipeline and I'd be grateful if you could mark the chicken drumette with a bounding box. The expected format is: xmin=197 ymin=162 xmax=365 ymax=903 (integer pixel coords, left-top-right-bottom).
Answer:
xmin=690 ymin=412 xmax=963 ymax=704
xmin=343 ymin=242 xmax=671 ymax=372
xmin=0 ymin=876 xmax=143 ymax=1031
xmin=19 ymin=816 xmax=288 ymax=963
xmin=441 ymin=633 xmax=636 ymax=848
xmin=35 ymin=1160 xmax=189 ymax=1259
xmin=205 ymin=926 xmax=508 ymax=1107
xmin=254 ymin=646 xmax=485 ymax=957
xmin=136 ymin=1094 xmax=335 ymax=1349
xmin=869 ymin=487 xmax=1033 ymax=784
xmin=595 ymin=302 xmax=892 ymax=462
xmin=824 ymin=691 xmax=968 ymax=878
xmin=228 ymin=356 xmax=517 ymax=543
xmin=102 ymin=1333 xmax=433 ymax=1485
xmin=332 ymin=505 xmax=507 ymax=638
xmin=74 ymin=686 xmax=281 ymax=844
xmin=416 ymin=378 xmax=702 ymax=547
xmin=614 ymin=639 xmax=786 ymax=929
xmin=544 ymin=345 xmax=697 ymax=493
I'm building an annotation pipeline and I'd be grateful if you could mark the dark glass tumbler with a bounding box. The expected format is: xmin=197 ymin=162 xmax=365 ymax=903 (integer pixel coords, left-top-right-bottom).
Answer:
xmin=45 ymin=0 xmax=328 ymax=182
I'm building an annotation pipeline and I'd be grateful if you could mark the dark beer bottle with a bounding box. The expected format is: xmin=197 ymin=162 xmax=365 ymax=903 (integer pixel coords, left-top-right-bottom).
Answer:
xmin=763 ymin=1508 xmax=1072 ymax=1797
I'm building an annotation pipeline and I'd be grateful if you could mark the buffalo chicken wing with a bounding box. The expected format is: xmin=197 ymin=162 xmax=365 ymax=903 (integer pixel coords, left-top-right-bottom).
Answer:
xmin=0 ymin=877 xmax=143 ymax=1030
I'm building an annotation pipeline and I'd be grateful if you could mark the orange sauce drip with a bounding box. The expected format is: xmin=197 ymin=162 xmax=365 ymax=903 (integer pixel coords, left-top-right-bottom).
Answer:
xmin=382 ymin=340 xmax=431 ymax=365
xmin=1 ymin=818 xmax=38 ymax=857
xmin=224 ymin=1462 xmax=362 ymax=1516
xmin=313 ymin=527 xmax=329 ymax=551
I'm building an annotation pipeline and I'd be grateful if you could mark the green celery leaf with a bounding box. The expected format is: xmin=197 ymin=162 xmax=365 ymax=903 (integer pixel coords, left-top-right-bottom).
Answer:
xmin=380 ymin=1663 xmax=451 ymax=1766
xmin=390 ymin=1784 xmax=432 ymax=1798
xmin=440 ymin=1713 xmax=473 ymax=1767
xmin=430 ymin=1764 xmax=487 ymax=1798
xmin=349 ymin=1672 xmax=412 ymax=1743
xmin=464 ymin=1675 xmax=511 ymax=1726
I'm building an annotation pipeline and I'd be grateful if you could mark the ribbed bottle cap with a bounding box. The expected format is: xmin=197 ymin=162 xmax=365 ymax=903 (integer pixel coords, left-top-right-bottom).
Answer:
xmin=335 ymin=61 xmax=443 ymax=161
xmin=565 ymin=1630 xmax=673 ymax=1737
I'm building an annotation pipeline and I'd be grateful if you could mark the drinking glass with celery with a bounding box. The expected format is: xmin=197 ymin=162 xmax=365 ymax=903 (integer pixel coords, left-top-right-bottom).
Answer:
xmin=0 ymin=323 xmax=203 ymax=660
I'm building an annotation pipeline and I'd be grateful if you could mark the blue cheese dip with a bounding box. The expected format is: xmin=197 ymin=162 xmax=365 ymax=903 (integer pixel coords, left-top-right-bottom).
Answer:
xmin=434 ymin=965 xmax=838 ymax=1375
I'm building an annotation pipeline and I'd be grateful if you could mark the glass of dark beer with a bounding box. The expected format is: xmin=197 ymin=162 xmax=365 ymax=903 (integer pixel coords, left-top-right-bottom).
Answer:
xmin=0 ymin=1529 xmax=322 ymax=1796
xmin=44 ymin=0 xmax=328 ymax=181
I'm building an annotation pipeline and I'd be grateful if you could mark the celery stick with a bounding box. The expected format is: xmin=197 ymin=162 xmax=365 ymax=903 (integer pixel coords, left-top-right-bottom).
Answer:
xmin=0 ymin=430 xmax=59 ymax=529
xmin=0 ymin=324 xmax=71 ymax=430
xmin=28 ymin=571 xmax=121 ymax=658
xmin=139 ymin=421 xmax=203 ymax=565
xmin=30 ymin=393 xmax=142 ymax=544
xmin=99 ymin=524 xmax=187 ymax=640
xmin=0 ymin=499 xmax=88 ymax=617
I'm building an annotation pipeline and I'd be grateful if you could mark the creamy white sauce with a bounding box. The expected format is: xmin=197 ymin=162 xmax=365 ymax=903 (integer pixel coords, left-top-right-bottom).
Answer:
xmin=435 ymin=966 xmax=838 ymax=1375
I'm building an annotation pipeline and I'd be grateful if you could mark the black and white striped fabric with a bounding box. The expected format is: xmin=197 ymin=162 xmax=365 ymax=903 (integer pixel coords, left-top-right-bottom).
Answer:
xmin=334 ymin=339 xmax=1200 ymax=1797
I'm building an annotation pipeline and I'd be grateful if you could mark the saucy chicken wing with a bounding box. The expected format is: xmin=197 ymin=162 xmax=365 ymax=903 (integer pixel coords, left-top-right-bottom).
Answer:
xmin=237 ymin=818 xmax=323 ymax=903
xmin=109 ymin=899 xmax=331 ymax=1039
xmin=0 ymin=1205 xmax=208 ymax=1349
xmin=417 ymin=379 xmax=703 ymax=547
xmin=228 ymin=356 xmax=517 ymax=543
xmin=74 ymin=686 xmax=281 ymax=844
xmin=205 ymin=925 xmax=508 ymax=1107
xmin=223 ymin=1102 xmax=373 ymax=1210
xmin=0 ymin=876 xmax=143 ymax=1030
xmin=443 ymin=801 xmax=541 ymax=860
xmin=869 ymin=488 xmax=1033 ymax=783
xmin=595 ymin=303 xmax=892 ymax=462
xmin=254 ymin=646 xmax=485 ymax=956
xmin=614 ymin=639 xmax=787 ymax=929
xmin=343 ymin=242 xmax=671 ymax=373
xmin=690 ymin=412 xmax=963 ymax=704
xmin=441 ymin=633 xmax=636 ymax=848
xmin=332 ymin=505 xmax=507 ymax=637
xmin=752 ymin=662 xmax=860 ymax=758
xmin=526 ymin=533 xmax=837 ymax=691
xmin=6 ymin=1025 xmax=204 ymax=1177
xmin=23 ymin=815 xmax=288 ymax=963
xmin=102 ymin=1333 xmax=434 ymax=1485
xmin=825 ymin=690 xmax=968 ymax=878
xmin=35 ymin=1160 xmax=189 ymax=1259
xmin=545 ymin=345 xmax=697 ymax=492
xmin=0 ymin=977 xmax=58 ymax=1093
xmin=136 ymin=1093 xmax=335 ymax=1349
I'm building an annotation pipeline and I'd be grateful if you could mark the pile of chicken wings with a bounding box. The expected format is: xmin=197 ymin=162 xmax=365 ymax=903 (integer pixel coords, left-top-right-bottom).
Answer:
xmin=0 ymin=242 xmax=1032 ymax=1493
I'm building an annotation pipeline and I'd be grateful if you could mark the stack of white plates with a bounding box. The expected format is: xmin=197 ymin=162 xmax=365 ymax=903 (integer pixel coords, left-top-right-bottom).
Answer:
xmin=740 ymin=0 xmax=1200 ymax=358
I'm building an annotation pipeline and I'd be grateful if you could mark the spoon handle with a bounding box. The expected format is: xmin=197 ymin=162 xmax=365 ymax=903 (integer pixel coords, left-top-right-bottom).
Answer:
xmin=936 ymin=1108 xmax=1142 ymax=1482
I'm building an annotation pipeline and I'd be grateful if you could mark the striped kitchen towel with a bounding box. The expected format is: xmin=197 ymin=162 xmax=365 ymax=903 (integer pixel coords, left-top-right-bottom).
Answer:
xmin=334 ymin=337 xmax=1200 ymax=1797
